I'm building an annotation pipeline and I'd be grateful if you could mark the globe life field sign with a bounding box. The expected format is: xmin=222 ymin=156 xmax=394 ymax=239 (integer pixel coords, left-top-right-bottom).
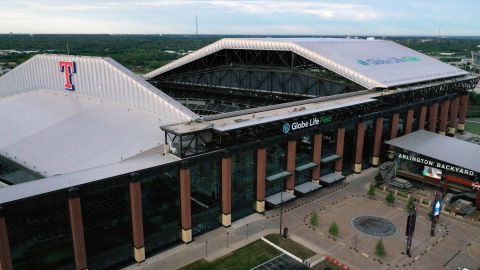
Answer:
xmin=283 ymin=115 xmax=332 ymax=134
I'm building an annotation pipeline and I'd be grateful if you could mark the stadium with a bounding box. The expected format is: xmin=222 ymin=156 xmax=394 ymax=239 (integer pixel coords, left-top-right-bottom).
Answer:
xmin=0 ymin=38 xmax=478 ymax=270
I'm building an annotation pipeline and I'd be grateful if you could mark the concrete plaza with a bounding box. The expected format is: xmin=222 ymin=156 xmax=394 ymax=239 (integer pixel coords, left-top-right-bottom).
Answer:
xmin=126 ymin=167 xmax=480 ymax=270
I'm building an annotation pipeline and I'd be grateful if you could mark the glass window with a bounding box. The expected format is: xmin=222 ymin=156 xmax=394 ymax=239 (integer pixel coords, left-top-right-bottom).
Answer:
xmin=81 ymin=176 xmax=133 ymax=270
xmin=140 ymin=166 xmax=181 ymax=256
xmin=265 ymin=178 xmax=285 ymax=197
xmin=362 ymin=119 xmax=374 ymax=169
xmin=342 ymin=123 xmax=356 ymax=175
xmin=295 ymin=170 xmax=311 ymax=185
xmin=296 ymin=135 xmax=312 ymax=167
xmin=190 ymin=159 xmax=221 ymax=236
xmin=266 ymin=142 xmax=287 ymax=176
xmin=5 ymin=192 xmax=74 ymax=270
xmin=231 ymin=150 xmax=255 ymax=221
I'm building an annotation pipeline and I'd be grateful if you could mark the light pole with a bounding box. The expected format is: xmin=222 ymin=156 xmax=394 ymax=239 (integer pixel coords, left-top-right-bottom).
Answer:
xmin=226 ymin=231 xmax=229 ymax=248
xmin=205 ymin=240 xmax=208 ymax=257
xmin=279 ymin=186 xmax=284 ymax=235
xmin=246 ymin=223 xmax=249 ymax=239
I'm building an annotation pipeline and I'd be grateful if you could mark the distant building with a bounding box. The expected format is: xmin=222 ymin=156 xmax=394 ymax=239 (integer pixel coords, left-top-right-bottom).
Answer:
xmin=473 ymin=51 xmax=480 ymax=66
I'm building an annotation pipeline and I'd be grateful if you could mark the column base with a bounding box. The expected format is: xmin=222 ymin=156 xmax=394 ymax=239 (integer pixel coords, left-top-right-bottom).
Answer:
xmin=255 ymin=200 xmax=265 ymax=213
xmin=312 ymin=179 xmax=319 ymax=184
xmin=388 ymin=150 xmax=395 ymax=160
xmin=335 ymin=171 xmax=342 ymax=175
xmin=447 ymin=127 xmax=456 ymax=135
xmin=221 ymin=213 xmax=231 ymax=227
xmin=285 ymin=189 xmax=294 ymax=194
xmin=354 ymin=163 xmax=362 ymax=174
xmin=133 ymin=246 xmax=145 ymax=263
xmin=439 ymin=131 xmax=446 ymax=135
xmin=372 ymin=156 xmax=379 ymax=166
xmin=457 ymin=123 xmax=465 ymax=132
xmin=181 ymin=228 xmax=192 ymax=243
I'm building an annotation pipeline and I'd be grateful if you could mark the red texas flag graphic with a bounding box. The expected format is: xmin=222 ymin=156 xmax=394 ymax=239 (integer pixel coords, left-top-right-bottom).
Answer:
xmin=59 ymin=60 xmax=76 ymax=91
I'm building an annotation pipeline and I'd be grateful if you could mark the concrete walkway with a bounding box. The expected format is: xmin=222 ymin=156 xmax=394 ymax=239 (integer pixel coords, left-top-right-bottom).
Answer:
xmin=124 ymin=168 xmax=379 ymax=270
xmin=124 ymin=214 xmax=278 ymax=270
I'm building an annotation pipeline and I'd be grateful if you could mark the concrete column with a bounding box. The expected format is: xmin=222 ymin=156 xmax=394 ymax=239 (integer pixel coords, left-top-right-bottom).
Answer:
xmin=311 ymin=133 xmax=323 ymax=183
xmin=335 ymin=127 xmax=345 ymax=174
xmin=405 ymin=109 xmax=414 ymax=135
xmin=372 ymin=117 xmax=383 ymax=166
xmin=286 ymin=140 xmax=296 ymax=193
xmin=0 ymin=207 xmax=13 ymax=270
xmin=388 ymin=113 xmax=399 ymax=160
xmin=180 ymin=165 xmax=192 ymax=243
xmin=221 ymin=156 xmax=232 ymax=227
xmin=448 ymin=97 xmax=460 ymax=135
xmin=354 ymin=122 xmax=366 ymax=174
xmin=428 ymin=103 xmax=439 ymax=132
xmin=439 ymin=100 xmax=450 ymax=135
xmin=457 ymin=94 xmax=469 ymax=132
xmin=256 ymin=147 xmax=266 ymax=213
xmin=418 ymin=106 xmax=427 ymax=130
xmin=129 ymin=173 xmax=145 ymax=263
xmin=68 ymin=188 xmax=88 ymax=270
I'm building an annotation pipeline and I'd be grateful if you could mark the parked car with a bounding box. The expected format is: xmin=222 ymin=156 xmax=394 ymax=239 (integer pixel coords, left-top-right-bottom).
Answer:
xmin=390 ymin=178 xmax=413 ymax=190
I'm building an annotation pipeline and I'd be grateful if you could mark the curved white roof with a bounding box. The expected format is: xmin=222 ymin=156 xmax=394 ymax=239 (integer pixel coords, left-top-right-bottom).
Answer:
xmin=145 ymin=38 xmax=468 ymax=90
xmin=0 ymin=55 xmax=196 ymax=177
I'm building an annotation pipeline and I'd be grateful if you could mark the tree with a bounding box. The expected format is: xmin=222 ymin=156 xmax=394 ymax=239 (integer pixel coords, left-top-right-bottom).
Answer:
xmin=329 ymin=222 xmax=339 ymax=238
xmin=368 ymin=184 xmax=376 ymax=199
xmin=310 ymin=210 xmax=318 ymax=227
xmin=375 ymin=239 xmax=386 ymax=258
xmin=385 ymin=192 xmax=395 ymax=206
xmin=375 ymin=172 xmax=384 ymax=186
xmin=406 ymin=197 xmax=415 ymax=211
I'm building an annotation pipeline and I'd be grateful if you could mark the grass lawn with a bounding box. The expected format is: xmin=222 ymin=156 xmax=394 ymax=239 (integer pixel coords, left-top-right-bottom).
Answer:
xmin=264 ymin=234 xmax=316 ymax=260
xmin=179 ymin=239 xmax=281 ymax=270
xmin=465 ymin=120 xmax=480 ymax=135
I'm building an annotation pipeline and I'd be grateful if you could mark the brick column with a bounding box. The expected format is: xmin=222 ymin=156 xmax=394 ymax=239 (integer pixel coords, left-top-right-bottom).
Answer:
xmin=457 ymin=94 xmax=469 ymax=133
xmin=372 ymin=117 xmax=383 ymax=166
xmin=0 ymin=207 xmax=13 ymax=270
xmin=256 ymin=147 xmax=266 ymax=213
xmin=448 ymin=97 xmax=460 ymax=135
xmin=180 ymin=165 xmax=192 ymax=243
xmin=286 ymin=140 xmax=296 ymax=193
xmin=354 ymin=122 xmax=366 ymax=173
xmin=405 ymin=109 xmax=414 ymax=135
xmin=388 ymin=113 xmax=399 ymax=160
xmin=68 ymin=188 xmax=88 ymax=270
xmin=221 ymin=155 xmax=232 ymax=227
xmin=335 ymin=127 xmax=345 ymax=174
xmin=477 ymin=190 xmax=480 ymax=209
xmin=311 ymin=133 xmax=323 ymax=183
xmin=418 ymin=105 xmax=427 ymax=130
xmin=129 ymin=173 xmax=145 ymax=263
xmin=428 ymin=103 xmax=439 ymax=132
xmin=439 ymin=100 xmax=450 ymax=135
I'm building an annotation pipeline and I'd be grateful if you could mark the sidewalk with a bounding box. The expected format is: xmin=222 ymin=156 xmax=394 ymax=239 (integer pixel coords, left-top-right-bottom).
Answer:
xmin=124 ymin=214 xmax=277 ymax=270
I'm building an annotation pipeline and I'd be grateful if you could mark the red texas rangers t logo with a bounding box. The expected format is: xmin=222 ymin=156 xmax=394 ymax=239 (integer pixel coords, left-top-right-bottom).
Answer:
xmin=59 ymin=60 xmax=76 ymax=91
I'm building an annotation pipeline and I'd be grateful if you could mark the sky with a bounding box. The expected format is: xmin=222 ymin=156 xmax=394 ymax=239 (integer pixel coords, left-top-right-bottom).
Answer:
xmin=1 ymin=0 xmax=479 ymax=36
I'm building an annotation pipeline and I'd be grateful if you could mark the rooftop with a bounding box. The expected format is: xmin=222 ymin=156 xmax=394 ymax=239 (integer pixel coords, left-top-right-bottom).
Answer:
xmin=386 ymin=130 xmax=480 ymax=173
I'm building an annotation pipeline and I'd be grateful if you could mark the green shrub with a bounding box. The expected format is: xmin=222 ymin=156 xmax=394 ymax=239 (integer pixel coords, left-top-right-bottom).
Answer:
xmin=375 ymin=239 xmax=386 ymax=258
xmin=329 ymin=222 xmax=339 ymax=237
xmin=310 ymin=210 xmax=318 ymax=227
xmin=385 ymin=192 xmax=395 ymax=206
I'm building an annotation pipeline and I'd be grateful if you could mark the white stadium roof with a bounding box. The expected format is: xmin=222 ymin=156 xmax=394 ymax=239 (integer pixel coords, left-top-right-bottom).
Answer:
xmin=0 ymin=54 xmax=197 ymax=177
xmin=145 ymin=38 xmax=468 ymax=90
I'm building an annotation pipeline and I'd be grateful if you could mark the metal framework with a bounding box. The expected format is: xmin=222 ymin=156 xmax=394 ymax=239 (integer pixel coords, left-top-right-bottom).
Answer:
xmin=149 ymin=49 xmax=364 ymax=112
xmin=162 ymin=76 xmax=479 ymax=158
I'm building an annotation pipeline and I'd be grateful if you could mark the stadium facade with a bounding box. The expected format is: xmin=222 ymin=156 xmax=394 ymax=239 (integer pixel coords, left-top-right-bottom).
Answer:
xmin=0 ymin=38 xmax=478 ymax=270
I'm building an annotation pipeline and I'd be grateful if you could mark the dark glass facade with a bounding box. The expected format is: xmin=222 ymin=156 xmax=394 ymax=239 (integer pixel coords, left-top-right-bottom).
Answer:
xmin=231 ymin=150 xmax=256 ymax=221
xmin=140 ymin=166 xmax=181 ymax=256
xmin=81 ymin=176 xmax=133 ymax=270
xmin=342 ymin=123 xmax=356 ymax=174
xmin=190 ymin=158 xmax=221 ymax=236
xmin=5 ymin=192 xmax=74 ymax=270
xmin=363 ymin=119 xmax=375 ymax=168
xmin=321 ymin=131 xmax=336 ymax=176
xmin=296 ymin=135 xmax=312 ymax=167
xmin=265 ymin=143 xmax=287 ymax=197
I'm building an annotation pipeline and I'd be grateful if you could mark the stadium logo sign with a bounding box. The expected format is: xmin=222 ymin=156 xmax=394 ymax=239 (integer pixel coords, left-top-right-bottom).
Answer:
xmin=59 ymin=60 xmax=76 ymax=91
xmin=282 ymin=115 xmax=333 ymax=133
xmin=357 ymin=56 xmax=421 ymax=66
xmin=397 ymin=153 xmax=475 ymax=176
